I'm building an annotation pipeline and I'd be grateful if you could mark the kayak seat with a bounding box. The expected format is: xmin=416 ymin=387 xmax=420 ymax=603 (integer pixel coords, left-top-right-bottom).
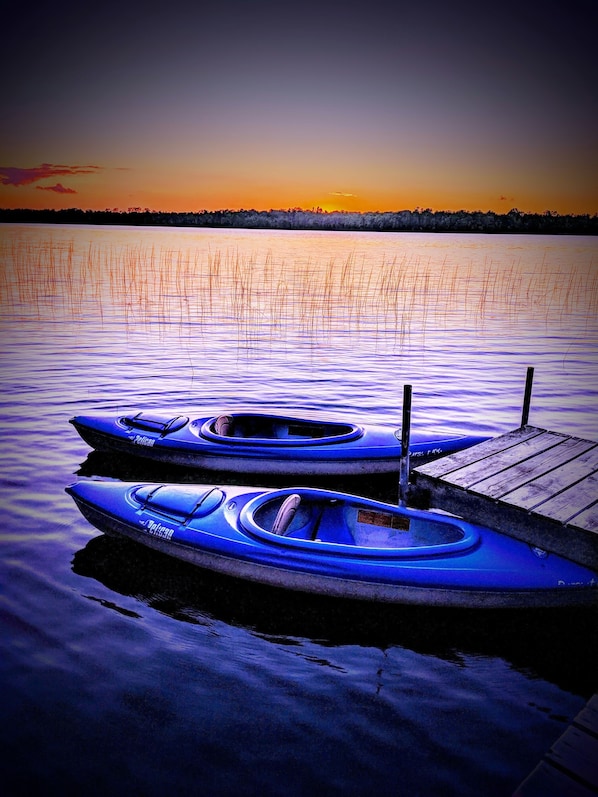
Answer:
xmin=214 ymin=415 xmax=233 ymax=436
xmin=271 ymin=494 xmax=301 ymax=535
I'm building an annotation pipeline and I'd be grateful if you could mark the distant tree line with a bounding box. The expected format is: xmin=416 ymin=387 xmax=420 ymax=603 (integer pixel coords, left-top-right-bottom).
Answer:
xmin=1 ymin=206 xmax=596 ymax=234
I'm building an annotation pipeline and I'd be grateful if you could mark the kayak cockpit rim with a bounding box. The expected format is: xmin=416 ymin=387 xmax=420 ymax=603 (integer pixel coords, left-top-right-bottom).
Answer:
xmin=239 ymin=488 xmax=480 ymax=559
xmin=196 ymin=413 xmax=365 ymax=447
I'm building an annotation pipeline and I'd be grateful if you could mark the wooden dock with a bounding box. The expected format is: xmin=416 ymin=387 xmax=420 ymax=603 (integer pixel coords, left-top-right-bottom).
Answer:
xmin=513 ymin=693 xmax=598 ymax=796
xmin=412 ymin=425 xmax=598 ymax=569
xmin=409 ymin=416 xmax=598 ymax=795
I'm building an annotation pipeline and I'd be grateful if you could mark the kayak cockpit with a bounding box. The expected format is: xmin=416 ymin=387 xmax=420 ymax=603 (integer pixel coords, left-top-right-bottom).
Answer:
xmin=196 ymin=413 xmax=364 ymax=446
xmin=241 ymin=490 xmax=479 ymax=557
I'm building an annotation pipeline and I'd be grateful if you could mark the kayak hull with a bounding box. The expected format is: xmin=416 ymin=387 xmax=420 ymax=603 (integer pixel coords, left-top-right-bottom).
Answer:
xmin=66 ymin=480 xmax=598 ymax=609
xmin=70 ymin=409 xmax=491 ymax=476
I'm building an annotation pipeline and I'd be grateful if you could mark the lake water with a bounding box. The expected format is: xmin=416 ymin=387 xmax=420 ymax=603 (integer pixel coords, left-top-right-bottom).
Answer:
xmin=1 ymin=223 xmax=597 ymax=795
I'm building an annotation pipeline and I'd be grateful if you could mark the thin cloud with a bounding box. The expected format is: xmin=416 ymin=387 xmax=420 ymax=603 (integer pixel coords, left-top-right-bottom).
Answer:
xmin=329 ymin=191 xmax=356 ymax=198
xmin=36 ymin=183 xmax=77 ymax=194
xmin=0 ymin=163 xmax=101 ymax=187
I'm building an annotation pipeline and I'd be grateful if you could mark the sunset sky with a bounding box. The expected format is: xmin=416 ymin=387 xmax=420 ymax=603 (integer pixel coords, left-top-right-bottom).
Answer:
xmin=2 ymin=0 xmax=596 ymax=215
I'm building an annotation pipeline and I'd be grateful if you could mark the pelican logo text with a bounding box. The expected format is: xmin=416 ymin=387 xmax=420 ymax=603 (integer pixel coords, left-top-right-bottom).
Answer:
xmin=141 ymin=519 xmax=175 ymax=540
xmin=133 ymin=434 xmax=155 ymax=447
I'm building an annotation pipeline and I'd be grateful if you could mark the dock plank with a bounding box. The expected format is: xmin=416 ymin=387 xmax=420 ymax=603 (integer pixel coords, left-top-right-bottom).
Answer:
xmin=441 ymin=431 xmax=568 ymax=490
xmin=502 ymin=444 xmax=598 ymax=510
xmin=415 ymin=426 xmax=543 ymax=479
xmin=547 ymin=725 xmax=598 ymax=791
xmin=533 ymin=471 xmax=598 ymax=525
xmin=513 ymin=759 xmax=597 ymax=796
xmin=513 ymin=761 xmax=596 ymax=797
xmin=472 ymin=437 xmax=596 ymax=500
xmin=574 ymin=695 xmax=598 ymax=734
xmin=513 ymin=694 xmax=598 ymax=797
xmin=567 ymin=500 xmax=598 ymax=533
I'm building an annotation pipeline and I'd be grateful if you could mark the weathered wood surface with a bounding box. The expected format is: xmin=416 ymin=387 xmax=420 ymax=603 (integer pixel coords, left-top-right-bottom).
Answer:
xmin=413 ymin=426 xmax=598 ymax=568
xmin=513 ymin=694 xmax=598 ymax=796
xmin=503 ymin=444 xmax=598 ymax=511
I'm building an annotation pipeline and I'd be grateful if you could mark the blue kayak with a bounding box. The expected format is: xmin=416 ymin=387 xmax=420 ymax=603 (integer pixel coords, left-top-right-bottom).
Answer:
xmin=66 ymin=480 xmax=598 ymax=609
xmin=69 ymin=409 xmax=490 ymax=476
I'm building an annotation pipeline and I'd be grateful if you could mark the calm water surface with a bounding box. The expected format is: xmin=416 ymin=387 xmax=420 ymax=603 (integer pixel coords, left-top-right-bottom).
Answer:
xmin=1 ymin=223 xmax=597 ymax=795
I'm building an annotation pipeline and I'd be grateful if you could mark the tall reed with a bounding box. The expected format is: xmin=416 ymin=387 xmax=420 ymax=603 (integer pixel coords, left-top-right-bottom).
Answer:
xmin=1 ymin=232 xmax=597 ymax=352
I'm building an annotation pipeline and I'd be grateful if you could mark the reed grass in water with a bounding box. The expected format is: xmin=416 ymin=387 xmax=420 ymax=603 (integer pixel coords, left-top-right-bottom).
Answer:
xmin=1 ymin=232 xmax=597 ymax=351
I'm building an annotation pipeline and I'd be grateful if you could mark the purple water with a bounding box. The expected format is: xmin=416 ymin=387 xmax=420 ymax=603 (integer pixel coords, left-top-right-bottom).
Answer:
xmin=1 ymin=223 xmax=596 ymax=795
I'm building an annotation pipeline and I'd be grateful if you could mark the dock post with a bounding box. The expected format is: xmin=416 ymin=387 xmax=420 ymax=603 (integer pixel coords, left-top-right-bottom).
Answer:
xmin=521 ymin=367 xmax=534 ymax=427
xmin=399 ymin=384 xmax=412 ymax=507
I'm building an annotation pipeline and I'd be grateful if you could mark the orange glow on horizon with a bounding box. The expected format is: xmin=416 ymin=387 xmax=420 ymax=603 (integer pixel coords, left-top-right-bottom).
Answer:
xmin=0 ymin=171 xmax=596 ymax=217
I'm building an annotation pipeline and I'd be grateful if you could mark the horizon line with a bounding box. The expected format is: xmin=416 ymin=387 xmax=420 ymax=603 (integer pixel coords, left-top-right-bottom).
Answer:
xmin=2 ymin=206 xmax=597 ymax=218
